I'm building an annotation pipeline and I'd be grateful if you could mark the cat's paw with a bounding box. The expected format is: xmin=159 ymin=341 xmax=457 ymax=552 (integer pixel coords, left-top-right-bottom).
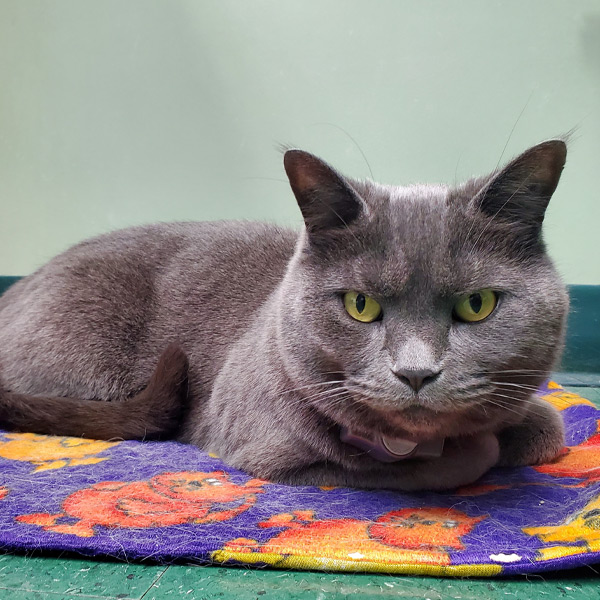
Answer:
xmin=434 ymin=432 xmax=500 ymax=490
xmin=496 ymin=401 xmax=565 ymax=467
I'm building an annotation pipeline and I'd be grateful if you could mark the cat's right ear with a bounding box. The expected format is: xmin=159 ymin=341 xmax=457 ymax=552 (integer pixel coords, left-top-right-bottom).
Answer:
xmin=472 ymin=139 xmax=567 ymax=241
xmin=284 ymin=150 xmax=366 ymax=234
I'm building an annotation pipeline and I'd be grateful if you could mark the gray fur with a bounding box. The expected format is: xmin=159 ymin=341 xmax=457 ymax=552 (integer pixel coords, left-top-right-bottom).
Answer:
xmin=0 ymin=140 xmax=569 ymax=490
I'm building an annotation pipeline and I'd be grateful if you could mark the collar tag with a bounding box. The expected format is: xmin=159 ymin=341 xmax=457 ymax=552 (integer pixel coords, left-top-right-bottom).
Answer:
xmin=340 ymin=427 xmax=444 ymax=463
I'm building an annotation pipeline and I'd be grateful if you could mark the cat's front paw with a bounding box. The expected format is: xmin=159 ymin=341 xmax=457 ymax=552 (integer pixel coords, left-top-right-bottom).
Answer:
xmin=496 ymin=400 xmax=565 ymax=467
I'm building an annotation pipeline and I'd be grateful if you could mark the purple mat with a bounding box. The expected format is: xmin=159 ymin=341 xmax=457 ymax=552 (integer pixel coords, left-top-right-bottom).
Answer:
xmin=1 ymin=381 xmax=599 ymax=576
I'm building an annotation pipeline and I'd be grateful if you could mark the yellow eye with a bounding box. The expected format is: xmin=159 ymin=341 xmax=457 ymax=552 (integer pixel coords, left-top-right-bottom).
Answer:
xmin=343 ymin=291 xmax=382 ymax=323
xmin=453 ymin=289 xmax=498 ymax=323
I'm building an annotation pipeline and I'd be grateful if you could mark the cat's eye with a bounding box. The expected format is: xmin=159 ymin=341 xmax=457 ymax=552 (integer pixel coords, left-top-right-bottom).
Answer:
xmin=453 ymin=289 xmax=498 ymax=323
xmin=343 ymin=291 xmax=382 ymax=323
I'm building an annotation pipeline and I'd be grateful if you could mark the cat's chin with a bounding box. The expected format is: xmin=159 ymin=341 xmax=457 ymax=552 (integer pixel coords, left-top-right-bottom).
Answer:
xmin=385 ymin=406 xmax=452 ymax=440
xmin=350 ymin=403 xmax=491 ymax=442
xmin=331 ymin=404 xmax=450 ymax=442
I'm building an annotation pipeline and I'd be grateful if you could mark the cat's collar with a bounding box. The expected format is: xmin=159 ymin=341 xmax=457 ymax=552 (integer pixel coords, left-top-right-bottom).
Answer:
xmin=340 ymin=427 xmax=445 ymax=462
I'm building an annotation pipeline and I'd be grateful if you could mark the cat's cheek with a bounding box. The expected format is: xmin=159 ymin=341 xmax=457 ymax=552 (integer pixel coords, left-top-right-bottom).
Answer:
xmin=308 ymin=312 xmax=385 ymax=375
xmin=276 ymin=324 xmax=347 ymax=385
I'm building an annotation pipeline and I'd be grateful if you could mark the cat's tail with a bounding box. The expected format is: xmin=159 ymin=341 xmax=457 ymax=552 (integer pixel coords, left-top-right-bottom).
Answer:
xmin=0 ymin=344 xmax=189 ymax=440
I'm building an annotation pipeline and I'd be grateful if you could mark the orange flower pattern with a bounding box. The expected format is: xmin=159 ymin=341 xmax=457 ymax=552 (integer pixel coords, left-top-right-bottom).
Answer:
xmin=213 ymin=508 xmax=487 ymax=573
xmin=16 ymin=471 xmax=265 ymax=537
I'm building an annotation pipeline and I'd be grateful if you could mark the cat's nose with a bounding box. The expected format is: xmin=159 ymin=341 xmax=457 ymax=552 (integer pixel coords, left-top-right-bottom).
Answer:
xmin=391 ymin=366 xmax=441 ymax=392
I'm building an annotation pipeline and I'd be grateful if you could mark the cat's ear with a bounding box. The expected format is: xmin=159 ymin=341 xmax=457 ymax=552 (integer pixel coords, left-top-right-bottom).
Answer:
xmin=284 ymin=150 xmax=366 ymax=233
xmin=473 ymin=139 xmax=566 ymax=237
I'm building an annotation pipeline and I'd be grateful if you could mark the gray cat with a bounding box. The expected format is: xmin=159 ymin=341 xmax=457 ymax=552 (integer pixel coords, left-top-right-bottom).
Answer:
xmin=0 ymin=140 xmax=568 ymax=490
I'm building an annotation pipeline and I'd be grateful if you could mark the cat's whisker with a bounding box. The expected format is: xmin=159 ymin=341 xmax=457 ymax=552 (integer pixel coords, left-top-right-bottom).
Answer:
xmin=493 ymin=394 xmax=548 ymax=405
xmin=489 ymin=384 xmax=563 ymax=405
xmin=480 ymin=369 xmax=551 ymax=374
xmin=485 ymin=397 xmax=527 ymax=418
xmin=285 ymin=393 xmax=343 ymax=408
xmin=479 ymin=371 xmax=552 ymax=381
xmin=487 ymin=393 xmax=549 ymax=418
xmin=487 ymin=391 xmax=524 ymax=403
xmin=490 ymin=381 xmax=546 ymax=392
xmin=286 ymin=387 xmax=349 ymax=406
xmin=279 ymin=380 xmax=346 ymax=396
xmin=316 ymin=391 xmax=346 ymax=402
xmin=278 ymin=376 xmax=347 ymax=394
xmin=491 ymin=93 xmax=534 ymax=176
xmin=482 ymin=376 xmax=548 ymax=382
xmin=310 ymin=122 xmax=375 ymax=180
xmin=323 ymin=396 xmax=355 ymax=411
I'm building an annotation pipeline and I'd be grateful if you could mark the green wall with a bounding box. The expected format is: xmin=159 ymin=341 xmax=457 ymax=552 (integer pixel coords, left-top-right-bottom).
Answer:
xmin=1 ymin=1 xmax=599 ymax=283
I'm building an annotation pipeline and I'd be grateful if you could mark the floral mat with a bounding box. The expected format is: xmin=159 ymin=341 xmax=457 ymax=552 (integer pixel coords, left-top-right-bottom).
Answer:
xmin=0 ymin=382 xmax=599 ymax=577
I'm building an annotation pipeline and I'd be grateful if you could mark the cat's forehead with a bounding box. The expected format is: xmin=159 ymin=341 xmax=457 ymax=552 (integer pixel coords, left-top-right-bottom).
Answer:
xmin=367 ymin=182 xmax=454 ymax=254
xmin=355 ymin=180 xmax=450 ymax=208
xmin=387 ymin=183 xmax=450 ymax=204
xmin=329 ymin=181 xmax=509 ymax=295
xmin=357 ymin=180 xmax=453 ymax=227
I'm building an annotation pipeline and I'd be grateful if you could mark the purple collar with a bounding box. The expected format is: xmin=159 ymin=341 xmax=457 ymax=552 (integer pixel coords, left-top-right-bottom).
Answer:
xmin=340 ymin=427 xmax=445 ymax=463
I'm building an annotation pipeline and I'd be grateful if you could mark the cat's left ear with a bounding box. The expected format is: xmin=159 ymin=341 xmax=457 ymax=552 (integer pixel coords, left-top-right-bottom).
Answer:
xmin=284 ymin=150 xmax=367 ymax=234
xmin=473 ymin=139 xmax=566 ymax=237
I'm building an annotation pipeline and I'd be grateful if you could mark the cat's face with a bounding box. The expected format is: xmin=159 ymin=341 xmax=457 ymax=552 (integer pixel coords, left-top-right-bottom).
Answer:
xmin=276 ymin=142 xmax=568 ymax=440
